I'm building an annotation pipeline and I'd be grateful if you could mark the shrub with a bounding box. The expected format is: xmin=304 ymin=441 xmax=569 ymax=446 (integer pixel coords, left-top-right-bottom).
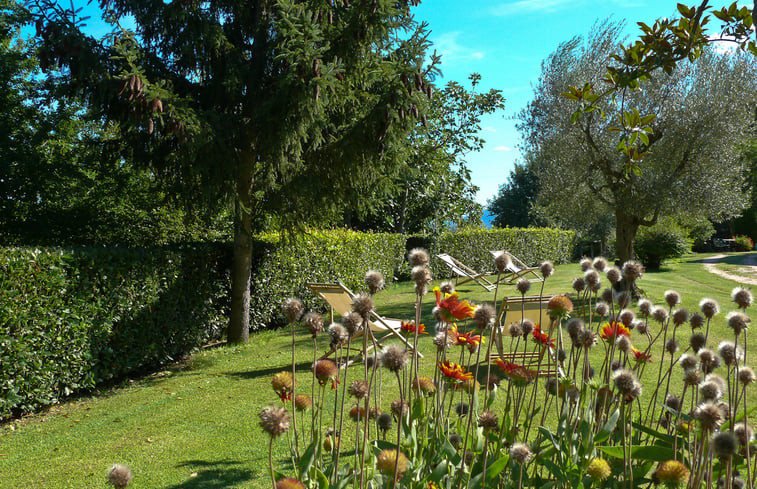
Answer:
xmin=733 ymin=234 xmax=754 ymax=251
xmin=430 ymin=227 xmax=576 ymax=278
xmin=0 ymin=245 xmax=229 ymax=419
xmin=634 ymin=225 xmax=691 ymax=269
xmin=248 ymin=230 xmax=406 ymax=330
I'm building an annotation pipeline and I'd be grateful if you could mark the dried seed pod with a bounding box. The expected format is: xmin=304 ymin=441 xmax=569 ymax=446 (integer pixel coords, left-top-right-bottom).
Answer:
xmin=313 ymin=84 xmax=320 ymax=102
xmin=414 ymin=72 xmax=423 ymax=90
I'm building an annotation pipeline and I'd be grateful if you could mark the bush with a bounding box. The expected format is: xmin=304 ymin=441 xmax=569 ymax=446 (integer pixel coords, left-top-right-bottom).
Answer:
xmin=249 ymin=230 xmax=406 ymax=330
xmin=634 ymin=225 xmax=691 ymax=269
xmin=0 ymin=245 xmax=230 ymax=420
xmin=733 ymin=234 xmax=754 ymax=251
xmin=429 ymin=227 xmax=576 ymax=279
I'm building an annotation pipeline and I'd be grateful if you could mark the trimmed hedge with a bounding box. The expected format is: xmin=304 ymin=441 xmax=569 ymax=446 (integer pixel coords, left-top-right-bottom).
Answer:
xmin=430 ymin=227 xmax=576 ymax=279
xmin=249 ymin=230 xmax=407 ymax=330
xmin=0 ymin=245 xmax=229 ymax=419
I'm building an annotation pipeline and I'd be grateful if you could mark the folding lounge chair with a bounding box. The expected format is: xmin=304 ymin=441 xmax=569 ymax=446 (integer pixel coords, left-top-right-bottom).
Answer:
xmin=306 ymin=282 xmax=422 ymax=363
xmin=489 ymin=250 xmax=543 ymax=284
xmin=488 ymin=295 xmax=560 ymax=377
xmin=435 ymin=253 xmax=496 ymax=291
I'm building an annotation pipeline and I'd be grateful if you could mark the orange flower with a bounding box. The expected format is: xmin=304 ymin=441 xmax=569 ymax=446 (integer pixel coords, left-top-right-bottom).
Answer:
xmin=532 ymin=325 xmax=555 ymax=348
xmin=631 ymin=347 xmax=652 ymax=363
xmin=600 ymin=322 xmax=631 ymax=341
xmin=434 ymin=287 xmax=477 ymax=322
xmin=438 ymin=360 xmax=474 ymax=383
xmin=401 ymin=321 xmax=427 ymax=335
xmin=547 ymin=295 xmax=574 ymax=319
xmin=494 ymin=359 xmax=535 ymax=386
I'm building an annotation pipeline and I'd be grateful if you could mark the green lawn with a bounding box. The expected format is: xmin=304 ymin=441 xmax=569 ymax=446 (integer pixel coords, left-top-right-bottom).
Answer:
xmin=2 ymin=252 xmax=756 ymax=488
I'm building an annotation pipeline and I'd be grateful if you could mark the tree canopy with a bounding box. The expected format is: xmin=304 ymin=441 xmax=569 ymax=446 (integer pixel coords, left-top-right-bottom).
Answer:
xmin=518 ymin=20 xmax=756 ymax=261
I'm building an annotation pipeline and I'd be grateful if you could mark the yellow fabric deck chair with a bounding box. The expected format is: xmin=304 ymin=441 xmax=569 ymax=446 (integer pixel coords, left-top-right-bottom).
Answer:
xmin=488 ymin=295 xmax=561 ymax=377
xmin=435 ymin=253 xmax=496 ymax=291
xmin=306 ymin=282 xmax=422 ymax=362
xmin=489 ymin=250 xmax=543 ymax=284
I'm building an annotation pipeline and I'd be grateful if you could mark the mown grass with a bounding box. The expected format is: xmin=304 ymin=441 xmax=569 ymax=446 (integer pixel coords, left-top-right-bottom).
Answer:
xmin=1 ymin=251 xmax=756 ymax=489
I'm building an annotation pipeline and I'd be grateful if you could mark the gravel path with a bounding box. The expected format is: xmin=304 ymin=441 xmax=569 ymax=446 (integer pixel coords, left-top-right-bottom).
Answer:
xmin=702 ymin=253 xmax=757 ymax=285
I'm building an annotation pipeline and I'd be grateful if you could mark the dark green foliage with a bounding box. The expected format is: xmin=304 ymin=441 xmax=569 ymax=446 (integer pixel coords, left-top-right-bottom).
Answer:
xmin=634 ymin=225 xmax=691 ymax=269
xmin=430 ymin=227 xmax=576 ymax=279
xmin=733 ymin=235 xmax=754 ymax=252
xmin=488 ymin=162 xmax=539 ymax=228
xmin=248 ymin=230 xmax=406 ymax=330
xmin=0 ymin=245 xmax=230 ymax=419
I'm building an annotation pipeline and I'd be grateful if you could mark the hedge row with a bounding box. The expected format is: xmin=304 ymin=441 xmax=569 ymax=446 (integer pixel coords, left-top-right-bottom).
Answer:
xmin=429 ymin=227 xmax=577 ymax=279
xmin=249 ymin=229 xmax=407 ymax=330
xmin=0 ymin=245 xmax=229 ymax=420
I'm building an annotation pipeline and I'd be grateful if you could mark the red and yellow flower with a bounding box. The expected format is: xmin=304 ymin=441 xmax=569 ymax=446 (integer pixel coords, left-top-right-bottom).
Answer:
xmin=631 ymin=347 xmax=652 ymax=363
xmin=438 ymin=360 xmax=474 ymax=383
xmin=532 ymin=325 xmax=555 ymax=348
xmin=400 ymin=321 xmax=427 ymax=335
xmin=494 ymin=359 xmax=535 ymax=386
xmin=600 ymin=322 xmax=631 ymax=341
xmin=434 ymin=287 xmax=477 ymax=322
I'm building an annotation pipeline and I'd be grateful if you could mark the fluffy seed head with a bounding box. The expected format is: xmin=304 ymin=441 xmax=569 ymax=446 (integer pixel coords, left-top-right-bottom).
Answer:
xmin=259 ymin=405 xmax=292 ymax=438
xmin=477 ymin=410 xmax=499 ymax=431
xmin=601 ymin=288 xmax=614 ymax=304
xmin=665 ymin=290 xmax=681 ymax=308
xmin=567 ymin=318 xmax=585 ymax=344
xmin=342 ymin=311 xmax=362 ymax=336
xmin=520 ymin=319 xmax=534 ymax=336
xmin=408 ymin=248 xmax=429 ymax=266
xmin=580 ymin=257 xmax=593 ymax=271
xmin=689 ymin=313 xmax=704 ymax=330
xmin=665 ymin=339 xmax=679 ymax=355
xmin=579 ymin=330 xmax=597 ymax=348
xmin=376 ymin=449 xmax=408 ymax=475
xmin=433 ymin=331 xmax=454 ymax=350
xmin=738 ymin=366 xmax=757 ymax=385
xmin=510 ymin=443 xmax=534 ymax=464
xmin=328 ymin=323 xmax=348 ymax=348
xmin=694 ymin=401 xmax=725 ymax=431
xmin=390 ymin=399 xmax=408 ymax=419
xmin=615 ymin=291 xmax=631 ymax=309
xmin=572 ymin=277 xmax=586 ymax=292
xmin=283 ymin=298 xmax=304 ymax=323
xmin=654 ymin=460 xmax=690 ymax=486
xmin=377 ymin=413 xmax=392 ymax=432
xmin=613 ymin=369 xmax=639 ymax=396
xmin=718 ymin=341 xmax=743 ymax=367
xmin=494 ymin=252 xmax=512 ymax=272
xmin=587 ymin=458 xmax=611 ymax=481
xmin=592 ymin=257 xmax=608 ymax=272
xmin=735 ymin=422 xmax=754 ymax=447
xmin=616 ymin=335 xmax=632 ymax=353
xmin=411 ymin=265 xmax=432 ymax=286
xmin=690 ymin=333 xmax=706 ymax=353
xmin=485 ymin=374 xmax=501 ymax=390
xmin=636 ymin=321 xmax=648 ymax=335
xmin=638 ymin=299 xmax=654 ymax=317
xmin=439 ymin=281 xmax=455 ymax=295
xmin=449 ymin=433 xmax=463 ymax=449
xmin=516 ymin=278 xmax=531 ymax=295
xmin=108 ymin=464 xmax=133 ymax=488
xmin=540 ymin=261 xmax=554 ymax=278
xmin=474 ymin=303 xmax=495 ymax=328
xmin=619 ymin=309 xmax=636 ymax=326
xmin=732 ymin=287 xmax=753 ymax=309
xmin=672 ymin=308 xmax=689 ymax=326
xmin=713 ymin=432 xmax=738 ymax=459
xmin=700 ymin=298 xmax=720 ymax=319
xmin=595 ymin=302 xmax=610 ymax=317
xmin=699 ymin=381 xmax=720 ymax=401
xmin=665 ymin=395 xmax=682 ymax=412
xmin=699 ymin=349 xmax=716 ymax=366
xmin=652 ymin=306 xmax=669 ymax=323
xmin=294 ymin=395 xmax=312 ymax=411
xmin=622 ymin=260 xmax=644 ymax=281
xmin=381 ymin=345 xmax=408 ymax=373
xmin=352 ymin=292 xmax=374 ymax=316
xmin=727 ymin=311 xmax=751 ymax=335
xmin=680 ymin=354 xmax=698 ymax=371
xmin=455 ymin=402 xmax=469 ymax=417
xmin=705 ymin=373 xmax=727 ymax=392
xmin=606 ymin=267 xmax=621 ymax=284
xmin=508 ymin=322 xmax=523 ymax=337
xmin=303 ymin=312 xmax=324 ymax=338
xmin=365 ymin=270 xmax=385 ymax=295
xmin=684 ymin=369 xmax=701 ymax=387
xmin=348 ymin=380 xmax=369 ymax=400
xmin=276 ymin=478 xmax=306 ymax=489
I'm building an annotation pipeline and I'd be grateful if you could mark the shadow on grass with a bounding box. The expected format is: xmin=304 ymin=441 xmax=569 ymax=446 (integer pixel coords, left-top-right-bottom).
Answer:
xmin=224 ymin=361 xmax=314 ymax=380
xmin=162 ymin=460 xmax=257 ymax=489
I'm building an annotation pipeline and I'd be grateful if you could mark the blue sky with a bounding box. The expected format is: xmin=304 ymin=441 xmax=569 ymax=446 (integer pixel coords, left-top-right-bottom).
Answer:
xmin=412 ymin=0 xmax=733 ymax=205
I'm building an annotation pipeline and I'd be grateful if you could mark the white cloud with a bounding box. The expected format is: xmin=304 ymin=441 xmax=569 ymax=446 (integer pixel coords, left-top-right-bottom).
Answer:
xmin=483 ymin=126 xmax=497 ymax=133
xmin=434 ymin=31 xmax=487 ymax=64
xmin=494 ymin=146 xmax=511 ymax=151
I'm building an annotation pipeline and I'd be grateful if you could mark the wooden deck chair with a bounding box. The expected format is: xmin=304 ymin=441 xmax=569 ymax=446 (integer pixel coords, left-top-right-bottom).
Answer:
xmin=488 ymin=295 xmax=562 ymax=377
xmin=489 ymin=250 xmax=543 ymax=284
xmin=306 ymin=282 xmax=422 ymax=363
xmin=435 ymin=253 xmax=496 ymax=291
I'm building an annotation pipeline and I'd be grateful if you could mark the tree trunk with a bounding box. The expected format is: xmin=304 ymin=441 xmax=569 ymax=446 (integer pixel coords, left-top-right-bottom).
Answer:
xmin=615 ymin=209 xmax=640 ymax=264
xmin=228 ymin=161 xmax=255 ymax=344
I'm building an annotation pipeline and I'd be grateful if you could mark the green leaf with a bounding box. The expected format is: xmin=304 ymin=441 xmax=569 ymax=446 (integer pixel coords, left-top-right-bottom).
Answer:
xmin=298 ymin=442 xmax=317 ymax=477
